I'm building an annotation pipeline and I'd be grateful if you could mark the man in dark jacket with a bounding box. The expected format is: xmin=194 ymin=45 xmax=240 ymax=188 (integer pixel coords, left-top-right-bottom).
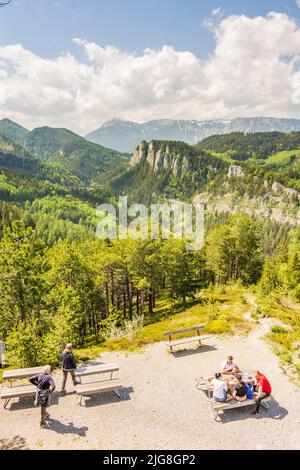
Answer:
xmin=29 ymin=366 xmax=56 ymax=427
xmin=61 ymin=343 xmax=79 ymax=395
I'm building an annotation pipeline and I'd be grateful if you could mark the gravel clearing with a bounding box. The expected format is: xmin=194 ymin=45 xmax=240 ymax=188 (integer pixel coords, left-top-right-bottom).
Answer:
xmin=0 ymin=314 xmax=300 ymax=450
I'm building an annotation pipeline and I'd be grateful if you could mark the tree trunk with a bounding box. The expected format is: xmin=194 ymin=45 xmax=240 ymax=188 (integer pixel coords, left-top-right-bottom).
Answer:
xmin=126 ymin=276 xmax=133 ymax=321
xmin=149 ymin=289 xmax=153 ymax=315
xmin=105 ymin=282 xmax=109 ymax=317
xmin=136 ymin=290 xmax=140 ymax=315
xmin=110 ymin=270 xmax=115 ymax=306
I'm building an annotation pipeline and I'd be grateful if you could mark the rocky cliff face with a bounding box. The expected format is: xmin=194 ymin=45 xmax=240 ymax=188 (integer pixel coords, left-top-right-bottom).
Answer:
xmin=228 ymin=165 xmax=245 ymax=178
xmin=129 ymin=141 xmax=194 ymax=176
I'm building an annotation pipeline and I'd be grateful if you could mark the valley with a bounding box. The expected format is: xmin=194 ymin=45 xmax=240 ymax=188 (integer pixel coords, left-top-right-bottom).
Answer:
xmin=0 ymin=116 xmax=299 ymax=384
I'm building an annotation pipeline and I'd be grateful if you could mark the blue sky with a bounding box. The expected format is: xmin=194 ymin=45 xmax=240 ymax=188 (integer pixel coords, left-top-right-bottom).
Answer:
xmin=1 ymin=0 xmax=299 ymax=59
xmin=0 ymin=1 xmax=300 ymax=132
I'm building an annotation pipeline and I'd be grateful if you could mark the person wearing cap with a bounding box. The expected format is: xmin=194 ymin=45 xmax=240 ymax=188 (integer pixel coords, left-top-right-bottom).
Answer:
xmin=61 ymin=343 xmax=80 ymax=396
xmin=29 ymin=366 xmax=56 ymax=427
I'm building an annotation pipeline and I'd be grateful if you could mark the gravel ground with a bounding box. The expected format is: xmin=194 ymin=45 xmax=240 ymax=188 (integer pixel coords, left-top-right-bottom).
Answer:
xmin=0 ymin=314 xmax=299 ymax=450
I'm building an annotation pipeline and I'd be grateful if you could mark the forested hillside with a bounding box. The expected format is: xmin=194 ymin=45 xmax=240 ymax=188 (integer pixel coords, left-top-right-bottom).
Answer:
xmin=0 ymin=123 xmax=299 ymax=379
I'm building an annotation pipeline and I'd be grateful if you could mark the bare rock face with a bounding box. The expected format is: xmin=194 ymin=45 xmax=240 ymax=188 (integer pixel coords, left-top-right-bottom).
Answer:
xmin=272 ymin=181 xmax=285 ymax=193
xmin=129 ymin=141 xmax=148 ymax=167
xmin=228 ymin=165 xmax=245 ymax=178
xmin=129 ymin=141 xmax=192 ymax=176
xmin=283 ymin=187 xmax=299 ymax=199
xmin=271 ymin=181 xmax=300 ymax=200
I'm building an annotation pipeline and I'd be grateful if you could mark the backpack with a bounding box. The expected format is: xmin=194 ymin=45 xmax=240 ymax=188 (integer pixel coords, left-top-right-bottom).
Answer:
xmin=244 ymin=382 xmax=254 ymax=399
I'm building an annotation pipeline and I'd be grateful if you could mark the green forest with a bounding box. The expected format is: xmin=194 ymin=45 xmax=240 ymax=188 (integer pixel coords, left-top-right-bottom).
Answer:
xmin=0 ymin=119 xmax=299 ymax=381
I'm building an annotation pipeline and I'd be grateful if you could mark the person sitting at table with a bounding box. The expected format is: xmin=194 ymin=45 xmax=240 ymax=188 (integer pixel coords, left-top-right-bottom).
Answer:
xmin=251 ymin=371 xmax=272 ymax=416
xmin=232 ymin=373 xmax=247 ymax=402
xmin=211 ymin=373 xmax=233 ymax=403
xmin=221 ymin=355 xmax=240 ymax=374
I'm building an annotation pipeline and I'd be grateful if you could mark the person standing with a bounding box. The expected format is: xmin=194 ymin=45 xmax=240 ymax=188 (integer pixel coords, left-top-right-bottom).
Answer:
xmin=61 ymin=343 xmax=79 ymax=395
xmin=251 ymin=370 xmax=272 ymax=415
xmin=29 ymin=366 xmax=56 ymax=427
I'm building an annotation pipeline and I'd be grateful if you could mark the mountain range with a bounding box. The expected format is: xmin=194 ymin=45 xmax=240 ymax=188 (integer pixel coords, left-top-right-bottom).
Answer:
xmin=0 ymin=118 xmax=129 ymax=184
xmin=0 ymin=116 xmax=299 ymax=232
xmin=86 ymin=117 xmax=300 ymax=152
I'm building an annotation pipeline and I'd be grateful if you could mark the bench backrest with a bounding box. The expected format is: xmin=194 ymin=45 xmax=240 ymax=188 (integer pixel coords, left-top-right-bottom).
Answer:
xmin=164 ymin=325 xmax=205 ymax=336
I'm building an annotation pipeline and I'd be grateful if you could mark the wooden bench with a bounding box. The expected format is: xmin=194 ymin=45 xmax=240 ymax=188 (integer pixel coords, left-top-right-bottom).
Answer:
xmin=164 ymin=325 xmax=210 ymax=352
xmin=75 ymin=363 xmax=123 ymax=406
xmin=210 ymin=395 xmax=272 ymax=421
xmin=1 ymin=385 xmax=36 ymax=409
xmin=1 ymin=365 xmax=50 ymax=409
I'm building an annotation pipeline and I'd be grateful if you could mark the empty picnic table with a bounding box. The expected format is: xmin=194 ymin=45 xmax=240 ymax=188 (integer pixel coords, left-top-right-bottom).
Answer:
xmin=75 ymin=363 xmax=123 ymax=406
xmin=164 ymin=325 xmax=210 ymax=352
xmin=1 ymin=365 xmax=50 ymax=409
xmin=75 ymin=363 xmax=119 ymax=381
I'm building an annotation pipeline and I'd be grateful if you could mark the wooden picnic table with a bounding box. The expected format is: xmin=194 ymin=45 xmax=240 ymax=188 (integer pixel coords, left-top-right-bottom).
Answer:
xmin=75 ymin=363 xmax=123 ymax=406
xmin=164 ymin=325 xmax=210 ymax=352
xmin=197 ymin=370 xmax=256 ymax=397
xmin=1 ymin=365 xmax=50 ymax=409
xmin=75 ymin=363 xmax=119 ymax=380
xmin=3 ymin=365 xmax=50 ymax=382
xmin=196 ymin=370 xmax=272 ymax=421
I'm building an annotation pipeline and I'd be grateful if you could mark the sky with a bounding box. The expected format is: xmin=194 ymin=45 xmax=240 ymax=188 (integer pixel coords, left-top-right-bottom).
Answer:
xmin=0 ymin=0 xmax=300 ymax=134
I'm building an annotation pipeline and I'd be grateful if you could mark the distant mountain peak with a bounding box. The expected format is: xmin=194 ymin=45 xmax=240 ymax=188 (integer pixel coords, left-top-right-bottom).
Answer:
xmin=0 ymin=117 xmax=29 ymax=144
xmin=86 ymin=117 xmax=300 ymax=153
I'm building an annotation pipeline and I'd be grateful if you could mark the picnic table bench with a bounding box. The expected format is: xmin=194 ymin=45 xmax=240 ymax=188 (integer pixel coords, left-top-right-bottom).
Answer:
xmin=75 ymin=363 xmax=123 ymax=406
xmin=210 ymin=395 xmax=272 ymax=421
xmin=164 ymin=325 xmax=210 ymax=352
xmin=1 ymin=365 xmax=50 ymax=409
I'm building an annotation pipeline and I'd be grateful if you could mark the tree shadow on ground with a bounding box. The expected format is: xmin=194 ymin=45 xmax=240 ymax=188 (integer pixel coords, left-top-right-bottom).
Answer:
xmin=83 ymin=386 xmax=134 ymax=408
xmin=46 ymin=419 xmax=88 ymax=437
xmin=0 ymin=436 xmax=29 ymax=450
xmin=171 ymin=345 xmax=217 ymax=358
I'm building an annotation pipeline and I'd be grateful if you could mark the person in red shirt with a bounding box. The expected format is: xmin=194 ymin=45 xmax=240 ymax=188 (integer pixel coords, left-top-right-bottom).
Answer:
xmin=251 ymin=371 xmax=272 ymax=415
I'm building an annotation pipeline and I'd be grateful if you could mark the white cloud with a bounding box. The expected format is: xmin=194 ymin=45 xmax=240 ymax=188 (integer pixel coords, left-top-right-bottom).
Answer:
xmin=0 ymin=11 xmax=300 ymax=134
xmin=296 ymin=1 xmax=300 ymax=8
xmin=211 ymin=7 xmax=225 ymax=18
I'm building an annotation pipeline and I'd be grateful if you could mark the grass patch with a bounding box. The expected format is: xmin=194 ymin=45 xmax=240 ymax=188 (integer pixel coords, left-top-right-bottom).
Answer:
xmin=262 ymin=149 xmax=300 ymax=167
xmin=207 ymin=151 xmax=236 ymax=164
xmin=255 ymin=292 xmax=300 ymax=381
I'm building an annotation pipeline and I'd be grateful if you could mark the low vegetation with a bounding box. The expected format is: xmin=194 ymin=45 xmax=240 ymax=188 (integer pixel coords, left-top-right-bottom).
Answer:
xmin=76 ymin=285 xmax=252 ymax=361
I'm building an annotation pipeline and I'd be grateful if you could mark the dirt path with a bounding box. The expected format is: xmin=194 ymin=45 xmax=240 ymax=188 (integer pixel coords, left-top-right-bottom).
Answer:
xmin=0 ymin=294 xmax=299 ymax=450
